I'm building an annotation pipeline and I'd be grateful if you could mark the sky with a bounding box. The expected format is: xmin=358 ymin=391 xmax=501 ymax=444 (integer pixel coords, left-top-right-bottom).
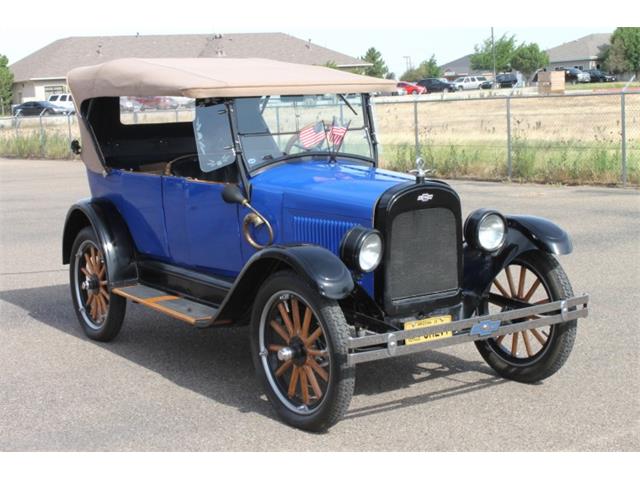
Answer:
xmin=1 ymin=1 xmax=623 ymax=77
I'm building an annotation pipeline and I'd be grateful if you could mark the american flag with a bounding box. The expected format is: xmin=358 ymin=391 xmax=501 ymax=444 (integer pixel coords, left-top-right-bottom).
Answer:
xmin=328 ymin=118 xmax=349 ymax=147
xmin=299 ymin=121 xmax=326 ymax=149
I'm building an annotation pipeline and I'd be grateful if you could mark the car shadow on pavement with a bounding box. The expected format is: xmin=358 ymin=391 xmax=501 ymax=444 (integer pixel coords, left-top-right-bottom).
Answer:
xmin=1 ymin=283 xmax=505 ymax=425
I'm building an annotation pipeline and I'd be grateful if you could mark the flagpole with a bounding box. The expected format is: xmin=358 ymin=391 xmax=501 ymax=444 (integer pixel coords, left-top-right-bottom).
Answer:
xmin=333 ymin=119 xmax=352 ymax=156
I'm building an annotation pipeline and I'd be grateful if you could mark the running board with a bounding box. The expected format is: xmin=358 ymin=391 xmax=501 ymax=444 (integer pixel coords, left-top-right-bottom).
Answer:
xmin=112 ymin=284 xmax=218 ymax=325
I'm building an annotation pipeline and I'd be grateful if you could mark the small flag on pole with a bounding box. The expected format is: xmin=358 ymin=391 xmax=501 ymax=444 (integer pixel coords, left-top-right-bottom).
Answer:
xmin=299 ymin=121 xmax=326 ymax=149
xmin=328 ymin=118 xmax=348 ymax=146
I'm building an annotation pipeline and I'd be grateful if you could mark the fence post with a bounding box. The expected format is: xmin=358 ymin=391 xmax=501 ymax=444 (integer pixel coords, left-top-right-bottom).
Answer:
xmin=506 ymin=96 xmax=512 ymax=180
xmin=621 ymin=92 xmax=627 ymax=187
xmin=413 ymin=99 xmax=419 ymax=156
xmin=67 ymin=114 xmax=73 ymax=146
xmin=39 ymin=115 xmax=45 ymax=157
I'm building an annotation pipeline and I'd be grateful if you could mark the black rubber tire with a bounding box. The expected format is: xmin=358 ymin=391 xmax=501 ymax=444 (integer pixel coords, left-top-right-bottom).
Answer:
xmin=475 ymin=250 xmax=577 ymax=383
xmin=69 ymin=226 xmax=126 ymax=342
xmin=250 ymin=270 xmax=355 ymax=431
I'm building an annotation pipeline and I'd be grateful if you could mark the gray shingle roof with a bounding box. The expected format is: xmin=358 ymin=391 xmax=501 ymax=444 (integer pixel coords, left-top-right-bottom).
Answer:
xmin=10 ymin=33 xmax=369 ymax=82
xmin=440 ymin=54 xmax=489 ymax=75
xmin=546 ymin=33 xmax=611 ymax=63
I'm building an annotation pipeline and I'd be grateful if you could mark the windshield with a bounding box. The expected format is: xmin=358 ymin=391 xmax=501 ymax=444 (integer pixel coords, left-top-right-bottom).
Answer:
xmin=234 ymin=94 xmax=372 ymax=171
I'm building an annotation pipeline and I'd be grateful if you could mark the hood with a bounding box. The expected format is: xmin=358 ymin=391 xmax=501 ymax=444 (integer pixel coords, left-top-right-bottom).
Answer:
xmin=250 ymin=158 xmax=413 ymax=223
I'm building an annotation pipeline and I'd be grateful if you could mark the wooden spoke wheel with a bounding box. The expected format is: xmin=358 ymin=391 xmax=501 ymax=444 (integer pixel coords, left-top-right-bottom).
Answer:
xmin=475 ymin=250 xmax=577 ymax=383
xmin=77 ymin=243 xmax=109 ymax=327
xmin=251 ymin=271 xmax=354 ymax=431
xmin=260 ymin=292 xmax=331 ymax=413
xmin=485 ymin=262 xmax=553 ymax=363
xmin=70 ymin=227 xmax=125 ymax=342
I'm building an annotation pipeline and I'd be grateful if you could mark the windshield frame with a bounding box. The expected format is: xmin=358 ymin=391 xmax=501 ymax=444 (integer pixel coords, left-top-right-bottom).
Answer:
xmin=230 ymin=93 xmax=379 ymax=176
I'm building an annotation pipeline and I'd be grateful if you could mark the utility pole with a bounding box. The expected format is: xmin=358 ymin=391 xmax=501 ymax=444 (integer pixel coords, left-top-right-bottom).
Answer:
xmin=403 ymin=56 xmax=412 ymax=72
xmin=491 ymin=27 xmax=497 ymax=81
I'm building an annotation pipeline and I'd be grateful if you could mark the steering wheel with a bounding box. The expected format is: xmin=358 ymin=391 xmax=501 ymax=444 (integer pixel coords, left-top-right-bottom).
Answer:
xmin=164 ymin=154 xmax=198 ymax=176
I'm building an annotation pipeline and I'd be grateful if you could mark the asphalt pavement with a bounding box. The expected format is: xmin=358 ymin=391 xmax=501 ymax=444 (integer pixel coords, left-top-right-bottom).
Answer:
xmin=0 ymin=158 xmax=638 ymax=451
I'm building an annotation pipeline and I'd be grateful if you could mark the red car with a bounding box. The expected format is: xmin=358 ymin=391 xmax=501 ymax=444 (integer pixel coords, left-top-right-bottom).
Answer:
xmin=397 ymin=81 xmax=427 ymax=95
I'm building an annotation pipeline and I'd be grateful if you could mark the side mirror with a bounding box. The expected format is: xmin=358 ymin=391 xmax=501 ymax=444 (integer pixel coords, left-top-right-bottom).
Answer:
xmin=222 ymin=184 xmax=247 ymax=205
xmin=70 ymin=139 xmax=82 ymax=155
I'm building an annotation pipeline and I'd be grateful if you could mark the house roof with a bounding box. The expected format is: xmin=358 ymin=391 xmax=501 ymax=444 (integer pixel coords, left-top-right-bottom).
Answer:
xmin=439 ymin=54 xmax=490 ymax=76
xmin=546 ymin=33 xmax=611 ymax=63
xmin=10 ymin=33 xmax=370 ymax=83
xmin=67 ymin=57 xmax=396 ymax=104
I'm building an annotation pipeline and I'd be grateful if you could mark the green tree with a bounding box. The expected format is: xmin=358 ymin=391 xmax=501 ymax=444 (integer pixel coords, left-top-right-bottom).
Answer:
xmin=604 ymin=27 xmax=640 ymax=77
xmin=470 ymin=34 xmax=517 ymax=72
xmin=361 ymin=47 xmax=389 ymax=78
xmin=400 ymin=55 xmax=442 ymax=82
xmin=0 ymin=54 xmax=13 ymax=115
xmin=511 ymin=43 xmax=549 ymax=82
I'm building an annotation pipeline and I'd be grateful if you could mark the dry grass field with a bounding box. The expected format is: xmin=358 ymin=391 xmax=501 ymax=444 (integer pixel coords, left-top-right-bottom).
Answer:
xmin=1 ymin=93 xmax=638 ymax=184
xmin=374 ymin=93 xmax=640 ymax=184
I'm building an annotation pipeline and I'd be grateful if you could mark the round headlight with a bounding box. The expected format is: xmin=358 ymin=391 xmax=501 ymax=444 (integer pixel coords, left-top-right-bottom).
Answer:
xmin=464 ymin=209 xmax=507 ymax=252
xmin=478 ymin=214 xmax=506 ymax=251
xmin=358 ymin=233 xmax=383 ymax=272
xmin=340 ymin=226 xmax=383 ymax=273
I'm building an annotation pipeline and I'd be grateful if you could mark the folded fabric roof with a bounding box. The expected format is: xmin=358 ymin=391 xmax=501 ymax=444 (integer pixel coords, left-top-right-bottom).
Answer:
xmin=67 ymin=57 xmax=396 ymax=104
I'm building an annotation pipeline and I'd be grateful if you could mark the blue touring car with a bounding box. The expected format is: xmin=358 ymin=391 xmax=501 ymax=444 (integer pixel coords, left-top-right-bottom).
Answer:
xmin=63 ymin=58 xmax=589 ymax=431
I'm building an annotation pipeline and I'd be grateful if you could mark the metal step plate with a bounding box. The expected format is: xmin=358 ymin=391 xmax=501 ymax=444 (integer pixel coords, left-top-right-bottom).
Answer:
xmin=112 ymin=284 xmax=218 ymax=325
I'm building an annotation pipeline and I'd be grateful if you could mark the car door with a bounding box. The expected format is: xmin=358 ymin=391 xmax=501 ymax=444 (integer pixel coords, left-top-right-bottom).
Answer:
xmin=162 ymin=101 xmax=244 ymax=277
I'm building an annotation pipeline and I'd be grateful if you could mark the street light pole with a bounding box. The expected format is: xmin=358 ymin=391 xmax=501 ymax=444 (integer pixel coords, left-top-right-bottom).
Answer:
xmin=491 ymin=27 xmax=497 ymax=82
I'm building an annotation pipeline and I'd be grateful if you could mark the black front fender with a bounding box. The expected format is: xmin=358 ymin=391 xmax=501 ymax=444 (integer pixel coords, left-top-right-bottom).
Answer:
xmin=62 ymin=199 xmax=137 ymax=287
xmin=211 ymin=245 xmax=354 ymax=325
xmin=462 ymin=215 xmax=572 ymax=315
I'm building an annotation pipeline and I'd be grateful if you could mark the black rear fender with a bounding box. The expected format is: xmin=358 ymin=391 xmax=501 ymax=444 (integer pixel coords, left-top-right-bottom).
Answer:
xmin=62 ymin=199 xmax=137 ymax=287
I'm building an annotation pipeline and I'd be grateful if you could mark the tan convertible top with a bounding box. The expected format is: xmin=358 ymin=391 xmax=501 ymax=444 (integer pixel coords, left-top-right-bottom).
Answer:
xmin=67 ymin=57 xmax=397 ymax=104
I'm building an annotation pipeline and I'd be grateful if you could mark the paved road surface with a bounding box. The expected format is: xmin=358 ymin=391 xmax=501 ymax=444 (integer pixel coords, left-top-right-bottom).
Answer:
xmin=1 ymin=159 xmax=638 ymax=451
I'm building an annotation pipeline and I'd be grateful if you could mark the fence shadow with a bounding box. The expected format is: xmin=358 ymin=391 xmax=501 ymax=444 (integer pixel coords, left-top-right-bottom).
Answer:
xmin=1 ymin=283 xmax=505 ymax=426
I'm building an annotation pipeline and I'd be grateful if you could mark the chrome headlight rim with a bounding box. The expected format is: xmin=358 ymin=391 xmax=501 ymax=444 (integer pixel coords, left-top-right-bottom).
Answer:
xmin=464 ymin=209 xmax=507 ymax=253
xmin=340 ymin=226 xmax=384 ymax=273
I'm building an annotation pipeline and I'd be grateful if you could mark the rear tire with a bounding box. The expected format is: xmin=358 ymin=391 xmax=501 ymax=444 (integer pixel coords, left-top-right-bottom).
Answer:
xmin=69 ymin=227 xmax=126 ymax=342
xmin=250 ymin=270 xmax=355 ymax=431
xmin=475 ymin=250 xmax=577 ymax=383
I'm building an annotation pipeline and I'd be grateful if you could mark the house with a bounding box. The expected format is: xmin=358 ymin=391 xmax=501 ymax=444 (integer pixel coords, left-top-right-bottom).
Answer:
xmin=9 ymin=33 xmax=370 ymax=103
xmin=546 ymin=33 xmax=611 ymax=72
xmin=440 ymin=54 xmax=493 ymax=80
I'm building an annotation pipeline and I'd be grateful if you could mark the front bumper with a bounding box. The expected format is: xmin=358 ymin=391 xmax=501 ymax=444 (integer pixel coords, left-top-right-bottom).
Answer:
xmin=346 ymin=294 xmax=589 ymax=366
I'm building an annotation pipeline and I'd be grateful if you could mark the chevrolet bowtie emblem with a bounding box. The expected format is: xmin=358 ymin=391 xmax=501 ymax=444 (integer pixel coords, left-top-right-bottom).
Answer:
xmin=417 ymin=193 xmax=434 ymax=202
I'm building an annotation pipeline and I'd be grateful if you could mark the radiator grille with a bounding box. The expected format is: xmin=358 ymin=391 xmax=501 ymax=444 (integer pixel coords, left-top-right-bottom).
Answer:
xmin=387 ymin=208 xmax=458 ymax=300
xmin=292 ymin=216 xmax=356 ymax=254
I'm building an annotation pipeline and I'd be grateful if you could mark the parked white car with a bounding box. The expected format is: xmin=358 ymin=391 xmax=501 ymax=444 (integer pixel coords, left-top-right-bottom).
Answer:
xmin=48 ymin=93 xmax=75 ymax=111
xmin=453 ymin=76 xmax=486 ymax=90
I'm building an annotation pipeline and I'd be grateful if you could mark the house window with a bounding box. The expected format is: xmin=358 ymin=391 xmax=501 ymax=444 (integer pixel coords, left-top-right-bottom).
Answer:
xmin=44 ymin=85 xmax=66 ymax=98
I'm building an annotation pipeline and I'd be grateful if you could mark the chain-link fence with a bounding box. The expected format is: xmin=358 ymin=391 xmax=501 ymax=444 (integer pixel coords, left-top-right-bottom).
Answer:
xmin=374 ymin=91 xmax=639 ymax=186
xmin=1 ymin=91 xmax=638 ymax=186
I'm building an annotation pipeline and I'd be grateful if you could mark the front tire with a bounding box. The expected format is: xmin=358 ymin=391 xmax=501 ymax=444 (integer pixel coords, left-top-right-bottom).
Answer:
xmin=69 ymin=226 xmax=126 ymax=341
xmin=475 ymin=250 xmax=577 ymax=383
xmin=250 ymin=270 xmax=355 ymax=431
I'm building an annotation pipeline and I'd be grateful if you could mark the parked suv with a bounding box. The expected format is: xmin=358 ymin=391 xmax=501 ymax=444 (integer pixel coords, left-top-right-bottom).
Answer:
xmin=585 ymin=69 xmax=616 ymax=83
xmin=63 ymin=58 xmax=589 ymax=431
xmin=48 ymin=93 xmax=75 ymax=111
xmin=453 ymin=75 xmax=486 ymax=90
xmin=496 ymin=73 xmax=518 ymax=88
xmin=555 ymin=67 xmax=590 ymax=84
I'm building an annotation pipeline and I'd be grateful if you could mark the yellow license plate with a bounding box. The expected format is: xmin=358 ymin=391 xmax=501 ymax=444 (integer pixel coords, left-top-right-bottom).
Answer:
xmin=404 ymin=315 xmax=452 ymax=345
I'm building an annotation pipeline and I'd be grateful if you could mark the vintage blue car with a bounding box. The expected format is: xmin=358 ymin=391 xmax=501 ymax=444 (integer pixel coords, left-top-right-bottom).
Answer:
xmin=62 ymin=58 xmax=589 ymax=431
